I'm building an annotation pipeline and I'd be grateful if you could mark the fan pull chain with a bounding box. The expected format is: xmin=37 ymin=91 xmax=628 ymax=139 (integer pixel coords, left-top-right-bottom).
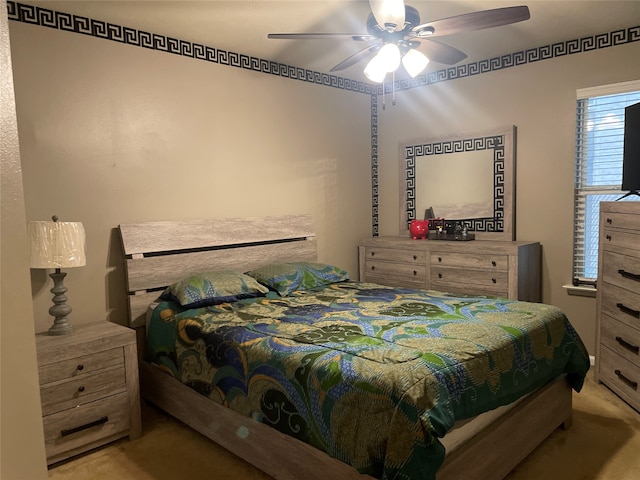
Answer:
xmin=382 ymin=81 xmax=386 ymax=110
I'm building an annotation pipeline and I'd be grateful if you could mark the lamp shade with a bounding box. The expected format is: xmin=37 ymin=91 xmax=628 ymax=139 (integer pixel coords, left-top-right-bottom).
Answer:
xmin=402 ymin=49 xmax=430 ymax=78
xmin=28 ymin=220 xmax=86 ymax=268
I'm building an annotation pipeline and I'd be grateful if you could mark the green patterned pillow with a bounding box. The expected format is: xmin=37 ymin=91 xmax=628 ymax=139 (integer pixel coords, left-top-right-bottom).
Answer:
xmin=245 ymin=262 xmax=349 ymax=296
xmin=160 ymin=270 xmax=269 ymax=308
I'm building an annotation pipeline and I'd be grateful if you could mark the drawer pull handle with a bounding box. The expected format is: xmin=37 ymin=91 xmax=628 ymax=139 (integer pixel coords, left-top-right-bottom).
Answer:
xmin=438 ymin=273 xmax=443 ymax=279
xmin=413 ymin=255 xmax=417 ymax=260
xmin=606 ymin=217 xmax=613 ymax=224
xmin=438 ymin=257 xmax=442 ymax=263
xmin=413 ymin=270 xmax=417 ymax=276
xmin=60 ymin=416 xmax=109 ymax=437
xmin=615 ymin=336 xmax=640 ymax=355
xmin=78 ymin=386 xmax=85 ymax=393
xmin=614 ymin=370 xmax=638 ymax=390
xmin=492 ymin=278 xmax=497 ymax=283
xmin=370 ymin=251 xmax=375 ymax=257
xmin=617 ymin=303 xmax=640 ymax=319
xmin=491 ymin=261 xmax=496 ymax=267
xmin=618 ymin=269 xmax=640 ymax=282
xmin=606 ymin=235 xmax=612 ymax=241
xmin=77 ymin=364 xmax=84 ymax=371
xmin=371 ymin=266 xmax=375 ymax=271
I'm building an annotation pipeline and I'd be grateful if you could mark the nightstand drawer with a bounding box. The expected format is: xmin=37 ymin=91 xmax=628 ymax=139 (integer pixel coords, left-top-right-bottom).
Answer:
xmin=40 ymin=365 xmax=127 ymax=416
xmin=601 ymin=211 xmax=640 ymax=233
xmin=38 ymin=348 xmax=124 ymax=385
xmin=43 ymin=392 xmax=130 ymax=462
xmin=601 ymin=228 xmax=640 ymax=253
xmin=431 ymin=253 xmax=508 ymax=271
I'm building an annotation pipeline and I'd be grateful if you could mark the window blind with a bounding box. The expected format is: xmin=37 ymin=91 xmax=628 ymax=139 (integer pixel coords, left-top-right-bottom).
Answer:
xmin=573 ymin=86 xmax=640 ymax=282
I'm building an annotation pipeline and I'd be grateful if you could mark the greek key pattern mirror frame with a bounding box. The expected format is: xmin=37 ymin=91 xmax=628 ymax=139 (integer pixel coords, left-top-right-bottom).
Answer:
xmin=400 ymin=126 xmax=516 ymax=241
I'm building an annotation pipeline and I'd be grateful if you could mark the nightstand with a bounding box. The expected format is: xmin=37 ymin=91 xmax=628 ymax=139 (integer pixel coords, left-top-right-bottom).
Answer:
xmin=36 ymin=321 xmax=142 ymax=465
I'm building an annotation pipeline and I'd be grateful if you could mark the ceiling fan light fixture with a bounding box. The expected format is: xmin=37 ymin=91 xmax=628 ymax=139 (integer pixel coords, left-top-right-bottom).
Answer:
xmin=364 ymin=54 xmax=388 ymax=83
xmin=377 ymin=43 xmax=401 ymax=72
xmin=402 ymin=49 xmax=429 ymax=77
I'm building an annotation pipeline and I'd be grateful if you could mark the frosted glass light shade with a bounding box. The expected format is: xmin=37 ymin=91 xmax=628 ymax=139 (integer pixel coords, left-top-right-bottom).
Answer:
xmin=28 ymin=220 xmax=86 ymax=268
xmin=402 ymin=49 xmax=430 ymax=77
xmin=364 ymin=54 xmax=388 ymax=83
xmin=377 ymin=43 xmax=401 ymax=72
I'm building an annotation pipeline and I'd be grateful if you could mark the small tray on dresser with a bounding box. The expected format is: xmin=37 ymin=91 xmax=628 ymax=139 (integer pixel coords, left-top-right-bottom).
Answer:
xmin=427 ymin=232 xmax=476 ymax=241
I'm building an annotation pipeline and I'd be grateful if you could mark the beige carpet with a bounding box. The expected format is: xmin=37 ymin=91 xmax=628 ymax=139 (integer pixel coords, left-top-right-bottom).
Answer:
xmin=48 ymin=372 xmax=640 ymax=480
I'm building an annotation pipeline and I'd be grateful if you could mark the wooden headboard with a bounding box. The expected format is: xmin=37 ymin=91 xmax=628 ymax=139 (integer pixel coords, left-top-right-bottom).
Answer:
xmin=119 ymin=214 xmax=317 ymax=328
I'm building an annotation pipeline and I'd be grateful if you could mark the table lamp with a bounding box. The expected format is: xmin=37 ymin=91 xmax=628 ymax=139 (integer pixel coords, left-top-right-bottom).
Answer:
xmin=28 ymin=216 xmax=86 ymax=335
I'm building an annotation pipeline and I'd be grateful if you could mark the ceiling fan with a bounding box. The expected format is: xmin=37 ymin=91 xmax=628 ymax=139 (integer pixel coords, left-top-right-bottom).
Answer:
xmin=267 ymin=0 xmax=530 ymax=82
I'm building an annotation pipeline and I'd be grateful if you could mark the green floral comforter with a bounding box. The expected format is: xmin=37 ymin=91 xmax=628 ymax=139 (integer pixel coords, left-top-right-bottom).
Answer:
xmin=146 ymin=282 xmax=590 ymax=480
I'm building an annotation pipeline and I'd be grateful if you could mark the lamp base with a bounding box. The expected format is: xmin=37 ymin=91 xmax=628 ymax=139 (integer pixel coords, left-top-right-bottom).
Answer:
xmin=48 ymin=270 xmax=74 ymax=336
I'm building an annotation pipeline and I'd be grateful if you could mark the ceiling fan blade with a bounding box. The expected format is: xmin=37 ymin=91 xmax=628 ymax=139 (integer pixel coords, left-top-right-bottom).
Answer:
xmin=414 ymin=39 xmax=467 ymax=65
xmin=369 ymin=0 xmax=406 ymax=31
xmin=330 ymin=44 xmax=381 ymax=72
xmin=411 ymin=6 xmax=530 ymax=38
xmin=268 ymin=33 xmax=376 ymax=41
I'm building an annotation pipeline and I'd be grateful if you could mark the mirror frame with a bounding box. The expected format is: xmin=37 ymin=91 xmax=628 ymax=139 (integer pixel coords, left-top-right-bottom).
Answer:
xmin=399 ymin=125 xmax=516 ymax=241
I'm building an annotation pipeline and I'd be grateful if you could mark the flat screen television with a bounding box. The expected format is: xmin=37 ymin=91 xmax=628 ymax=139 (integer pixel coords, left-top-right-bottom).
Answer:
xmin=621 ymin=101 xmax=640 ymax=198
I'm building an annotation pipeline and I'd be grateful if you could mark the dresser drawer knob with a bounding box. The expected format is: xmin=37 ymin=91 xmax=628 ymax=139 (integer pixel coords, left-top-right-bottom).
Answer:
xmin=438 ymin=273 xmax=442 ymax=278
xmin=606 ymin=217 xmax=613 ymax=224
xmin=413 ymin=255 xmax=417 ymax=260
xmin=370 ymin=251 xmax=375 ymax=257
xmin=76 ymin=364 xmax=84 ymax=371
xmin=614 ymin=369 xmax=638 ymax=390
xmin=615 ymin=336 xmax=640 ymax=355
xmin=438 ymin=257 xmax=442 ymax=263
xmin=492 ymin=278 xmax=497 ymax=283
xmin=78 ymin=386 xmax=85 ymax=393
xmin=491 ymin=261 xmax=496 ymax=267
xmin=606 ymin=235 xmax=612 ymax=241
xmin=617 ymin=303 xmax=640 ymax=319
xmin=60 ymin=416 xmax=109 ymax=437
xmin=371 ymin=266 xmax=375 ymax=271
xmin=413 ymin=270 xmax=417 ymax=276
xmin=618 ymin=269 xmax=640 ymax=282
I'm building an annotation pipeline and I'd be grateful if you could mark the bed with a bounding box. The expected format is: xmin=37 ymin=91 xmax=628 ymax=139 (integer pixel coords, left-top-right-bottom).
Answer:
xmin=118 ymin=214 xmax=590 ymax=480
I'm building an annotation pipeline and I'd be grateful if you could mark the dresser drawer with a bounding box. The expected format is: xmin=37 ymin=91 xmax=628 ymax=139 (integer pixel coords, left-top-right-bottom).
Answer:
xmin=363 ymin=247 xmax=426 ymax=264
xmin=600 ymin=282 xmax=640 ymax=331
xmin=601 ymin=314 xmax=640 ymax=368
xmin=601 ymin=250 xmax=640 ymax=293
xmin=43 ymin=392 xmax=130 ymax=462
xmin=601 ymin=211 xmax=640 ymax=233
xmin=430 ymin=253 xmax=508 ymax=271
xmin=431 ymin=267 xmax=508 ymax=288
xmin=40 ymin=365 xmax=127 ymax=416
xmin=430 ymin=279 xmax=506 ymax=298
xmin=601 ymin=228 xmax=640 ymax=253
xmin=599 ymin=346 xmax=640 ymax=411
xmin=38 ymin=348 xmax=124 ymax=385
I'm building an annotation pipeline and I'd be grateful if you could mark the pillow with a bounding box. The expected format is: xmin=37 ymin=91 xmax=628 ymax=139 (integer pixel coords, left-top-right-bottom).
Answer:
xmin=160 ymin=270 xmax=269 ymax=309
xmin=245 ymin=262 xmax=349 ymax=296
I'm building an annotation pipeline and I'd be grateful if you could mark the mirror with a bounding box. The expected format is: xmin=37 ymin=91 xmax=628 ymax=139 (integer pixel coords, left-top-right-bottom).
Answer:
xmin=399 ymin=126 xmax=516 ymax=241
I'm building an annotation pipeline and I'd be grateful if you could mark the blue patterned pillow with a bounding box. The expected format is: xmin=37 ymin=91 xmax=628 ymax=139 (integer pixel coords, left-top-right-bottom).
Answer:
xmin=245 ymin=262 xmax=349 ymax=296
xmin=160 ymin=270 xmax=269 ymax=308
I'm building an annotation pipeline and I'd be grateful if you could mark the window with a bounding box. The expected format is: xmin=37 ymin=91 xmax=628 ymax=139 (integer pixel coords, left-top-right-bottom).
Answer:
xmin=573 ymin=81 xmax=640 ymax=285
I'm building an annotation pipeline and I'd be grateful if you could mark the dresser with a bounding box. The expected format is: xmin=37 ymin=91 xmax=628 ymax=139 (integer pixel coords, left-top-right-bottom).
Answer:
xmin=36 ymin=321 xmax=142 ymax=465
xmin=358 ymin=237 xmax=541 ymax=301
xmin=595 ymin=201 xmax=640 ymax=411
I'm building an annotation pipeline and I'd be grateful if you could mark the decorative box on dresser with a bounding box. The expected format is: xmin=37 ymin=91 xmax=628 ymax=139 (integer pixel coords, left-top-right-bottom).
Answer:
xmin=36 ymin=321 xmax=142 ymax=465
xmin=359 ymin=237 xmax=541 ymax=302
xmin=596 ymin=201 xmax=640 ymax=411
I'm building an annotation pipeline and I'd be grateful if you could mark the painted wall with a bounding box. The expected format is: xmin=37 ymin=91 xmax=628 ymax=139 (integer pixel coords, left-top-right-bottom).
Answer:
xmin=376 ymin=41 xmax=640 ymax=352
xmin=0 ymin=0 xmax=48 ymax=476
xmin=9 ymin=20 xmax=373 ymax=333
